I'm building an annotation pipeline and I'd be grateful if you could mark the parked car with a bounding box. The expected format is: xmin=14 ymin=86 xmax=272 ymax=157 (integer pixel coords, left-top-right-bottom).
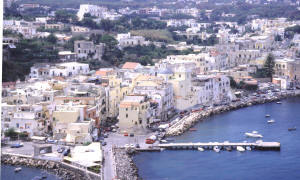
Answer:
xmin=57 ymin=147 xmax=65 ymax=153
xmin=62 ymin=148 xmax=70 ymax=156
xmin=130 ymin=144 xmax=135 ymax=148
xmin=102 ymin=142 xmax=107 ymax=146
xmin=46 ymin=138 xmax=57 ymax=144
xmin=103 ymin=134 xmax=108 ymax=138
xmin=10 ymin=143 xmax=23 ymax=148
xmin=124 ymin=132 xmax=128 ymax=136
xmin=124 ymin=144 xmax=130 ymax=148
xmin=129 ymin=133 xmax=134 ymax=137
xmin=135 ymin=144 xmax=140 ymax=148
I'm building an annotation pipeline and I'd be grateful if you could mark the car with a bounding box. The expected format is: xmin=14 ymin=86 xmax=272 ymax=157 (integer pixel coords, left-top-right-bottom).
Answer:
xmin=46 ymin=138 xmax=57 ymax=144
xmin=135 ymin=144 xmax=140 ymax=148
xmin=124 ymin=144 xmax=130 ymax=148
xmin=129 ymin=133 xmax=134 ymax=137
xmin=57 ymin=147 xmax=65 ymax=153
xmin=130 ymin=144 xmax=135 ymax=148
xmin=103 ymin=134 xmax=108 ymax=138
xmin=112 ymin=129 xmax=117 ymax=132
xmin=124 ymin=132 xmax=128 ymax=136
xmin=10 ymin=143 xmax=23 ymax=148
xmin=102 ymin=142 xmax=107 ymax=146
xmin=62 ymin=148 xmax=70 ymax=156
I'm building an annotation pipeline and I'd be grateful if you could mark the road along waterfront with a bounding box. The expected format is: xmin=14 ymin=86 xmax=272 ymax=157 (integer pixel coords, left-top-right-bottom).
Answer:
xmin=133 ymin=96 xmax=300 ymax=180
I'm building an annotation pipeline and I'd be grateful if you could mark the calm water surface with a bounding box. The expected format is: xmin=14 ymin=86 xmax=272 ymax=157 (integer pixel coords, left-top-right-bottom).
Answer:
xmin=1 ymin=165 xmax=60 ymax=180
xmin=134 ymin=97 xmax=300 ymax=180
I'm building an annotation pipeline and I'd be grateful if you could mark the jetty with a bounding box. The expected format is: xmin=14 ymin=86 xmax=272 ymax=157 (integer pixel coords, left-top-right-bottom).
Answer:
xmin=157 ymin=141 xmax=280 ymax=151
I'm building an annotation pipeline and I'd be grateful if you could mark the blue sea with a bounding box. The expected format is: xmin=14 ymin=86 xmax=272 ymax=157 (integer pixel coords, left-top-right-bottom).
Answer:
xmin=133 ymin=97 xmax=300 ymax=180
xmin=1 ymin=165 xmax=60 ymax=180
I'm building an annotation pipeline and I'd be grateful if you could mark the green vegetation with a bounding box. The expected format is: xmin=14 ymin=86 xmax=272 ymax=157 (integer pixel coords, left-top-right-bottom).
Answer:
xmin=131 ymin=29 xmax=174 ymax=43
xmin=122 ymin=44 xmax=195 ymax=66
xmin=88 ymin=165 xmax=101 ymax=174
xmin=186 ymin=35 xmax=219 ymax=46
xmin=263 ymin=53 xmax=275 ymax=81
xmin=4 ymin=128 xmax=18 ymax=139
xmin=3 ymin=37 xmax=59 ymax=82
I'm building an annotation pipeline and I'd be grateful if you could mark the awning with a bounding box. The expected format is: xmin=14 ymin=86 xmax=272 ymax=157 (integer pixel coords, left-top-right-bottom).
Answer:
xmin=31 ymin=136 xmax=47 ymax=141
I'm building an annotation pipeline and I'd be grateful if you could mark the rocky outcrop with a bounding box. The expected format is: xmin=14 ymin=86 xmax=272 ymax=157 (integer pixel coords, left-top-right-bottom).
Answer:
xmin=113 ymin=148 xmax=141 ymax=180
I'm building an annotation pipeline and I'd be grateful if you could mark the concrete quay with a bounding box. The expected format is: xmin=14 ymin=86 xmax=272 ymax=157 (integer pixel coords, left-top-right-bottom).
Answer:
xmin=157 ymin=141 xmax=281 ymax=151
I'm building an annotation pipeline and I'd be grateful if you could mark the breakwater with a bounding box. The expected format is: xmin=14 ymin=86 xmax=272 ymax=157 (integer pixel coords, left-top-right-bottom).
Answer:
xmin=113 ymin=148 xmax=141 ymax=180
xmin=1 ymin=153 xmax=101 ymax=180
xmin=166 ymin=91 xmax=300 ymax=136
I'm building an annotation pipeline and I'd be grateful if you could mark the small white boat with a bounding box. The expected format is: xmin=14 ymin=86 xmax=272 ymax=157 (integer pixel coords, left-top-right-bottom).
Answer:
xmin=276 ymin=101 xmax=282 ymax=104
xmin=265 ymin=114 xmax=271 ymax=117
xmin=225 ymin=146 xmax=232 ymax=151
xmin=245 ymin=131 xmax=263 ymax=138
xmin=160 ymin=140 xmax=168 ymax=143
xmin=237 ymin=146 xmax=245 ymax=152
xmin=213 ymin=146 xmax=220 ymax=153
xmin=256 ymin=140 xmax=263 ymax=144
xmin=198 ymin=147 xmax=204 ymax=151
xmin=246 ymin=146 xmax=252 ymax=151
xmin=267 ymin=119 xmax=275 ymax=123
xmin=14 ymin=167 xmax=22 ymax=172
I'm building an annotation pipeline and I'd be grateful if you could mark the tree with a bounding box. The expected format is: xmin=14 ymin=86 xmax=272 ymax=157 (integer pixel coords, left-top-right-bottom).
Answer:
xmin=46 ymin=33 xmax=58 ymax=44
xmin=264 ymin=53 xmax=275 ymax=81
xmin=100 ymin=20 xmax=114 ymax=32
xmin=4 ymin=128 xmax=18 ymax=139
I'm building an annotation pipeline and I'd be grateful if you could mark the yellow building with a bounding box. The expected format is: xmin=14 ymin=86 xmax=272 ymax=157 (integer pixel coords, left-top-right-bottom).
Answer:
xmin=118 ymin=95 xmax=151 ymax=134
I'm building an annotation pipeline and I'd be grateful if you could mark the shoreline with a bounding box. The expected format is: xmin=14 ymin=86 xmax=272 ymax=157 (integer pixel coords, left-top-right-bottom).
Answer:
xmin=1 ymin=153 xmax=101 ymax=180
xmin=165 ymin=91 xmax=300 ymax=136
xmin=129 ymin=91 xmax=300 ymax=179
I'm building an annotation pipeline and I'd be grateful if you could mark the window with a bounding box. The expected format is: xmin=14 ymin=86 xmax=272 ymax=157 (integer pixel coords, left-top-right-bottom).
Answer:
xmin=16 ymin=123 xmax=19 ymax=128
xmin=126 ymin=114 xmax=128 ymax=118
xmin=126 ymin=108 xmax=128 ymax=111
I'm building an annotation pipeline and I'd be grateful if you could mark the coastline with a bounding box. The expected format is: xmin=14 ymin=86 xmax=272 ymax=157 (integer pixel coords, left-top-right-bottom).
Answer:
xmin=1 ymin=153 xmax=101 ymax=180
xmin=165 ymin=91 xmax=300 ymax=136
xmin=129 ymin=90 xmax=300 ymax=179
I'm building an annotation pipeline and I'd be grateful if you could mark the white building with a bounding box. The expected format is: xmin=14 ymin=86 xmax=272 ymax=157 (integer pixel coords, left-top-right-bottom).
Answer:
xmin=117 ymin=33 xmax=146 ymax=48
xmin=77 ymin=4 xmax=121 ymax=21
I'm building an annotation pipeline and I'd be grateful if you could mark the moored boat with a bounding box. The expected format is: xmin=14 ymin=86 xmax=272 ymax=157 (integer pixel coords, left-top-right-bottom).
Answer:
xmin=265 ymin=114 xmax=271 ymax=117
xmin=198 ymin=147 xmax=204 ymax=152
xmin=189 ymin=128 xmax=197 ymax=131
xmin=225 ymin=146 xmax=232 ymax=151
xmin=267 ymin=119 xmax=275 ymax=123
xmin=288 ymin=127 xmax=296 ymax=131
xmin=276 ymin=101 xmax=282 ymax=104
xmin=14 ymin=167 xmax=22 ymax=172
xmin=245 ymin=131 xmax=263 ymax=138
xmin=237 ymin=146 xmax=245 ymax=152
xmin=213 ymin=146 xmax=220 ymax=153
xmin=246 ymin=146 xmax=252 ymax=151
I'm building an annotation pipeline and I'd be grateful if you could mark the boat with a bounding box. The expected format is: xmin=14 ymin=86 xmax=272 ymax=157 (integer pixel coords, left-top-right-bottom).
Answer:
xmin=160 ymin=140 xmax=168 ymax=143
xmin=189 ymin=128 xmax=197 ymax=131
xmin=14 ymin=167 xmax=22 ymax=172
xmin=165 ymin=138 xmax=175 ymax=141
xmin=198 ymin=147 xmax=204 ymax=151
xmin=256 ymin=140 xmax=263 ymax=144
xmin=288 ymin=127 xmax=297 ymax=131
xmin=265 ymin=114 xmax=271 ymax=117
xmin=245 ymin=131 xmax=263 ymax=138
xmin=276 ymin=101 xmax=282 ymax=104
xmin=246 ymin=146 xmax=252 ymax=151
xmin=225 ymin=146 xmax=232 ymax=151
xmin=267 ymin=119 xmax=275 ymax=123
xmin=213 ymin=146 xmax=220 ymax=153
xmin=237 ymin=146 xmax=245 ymax=152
